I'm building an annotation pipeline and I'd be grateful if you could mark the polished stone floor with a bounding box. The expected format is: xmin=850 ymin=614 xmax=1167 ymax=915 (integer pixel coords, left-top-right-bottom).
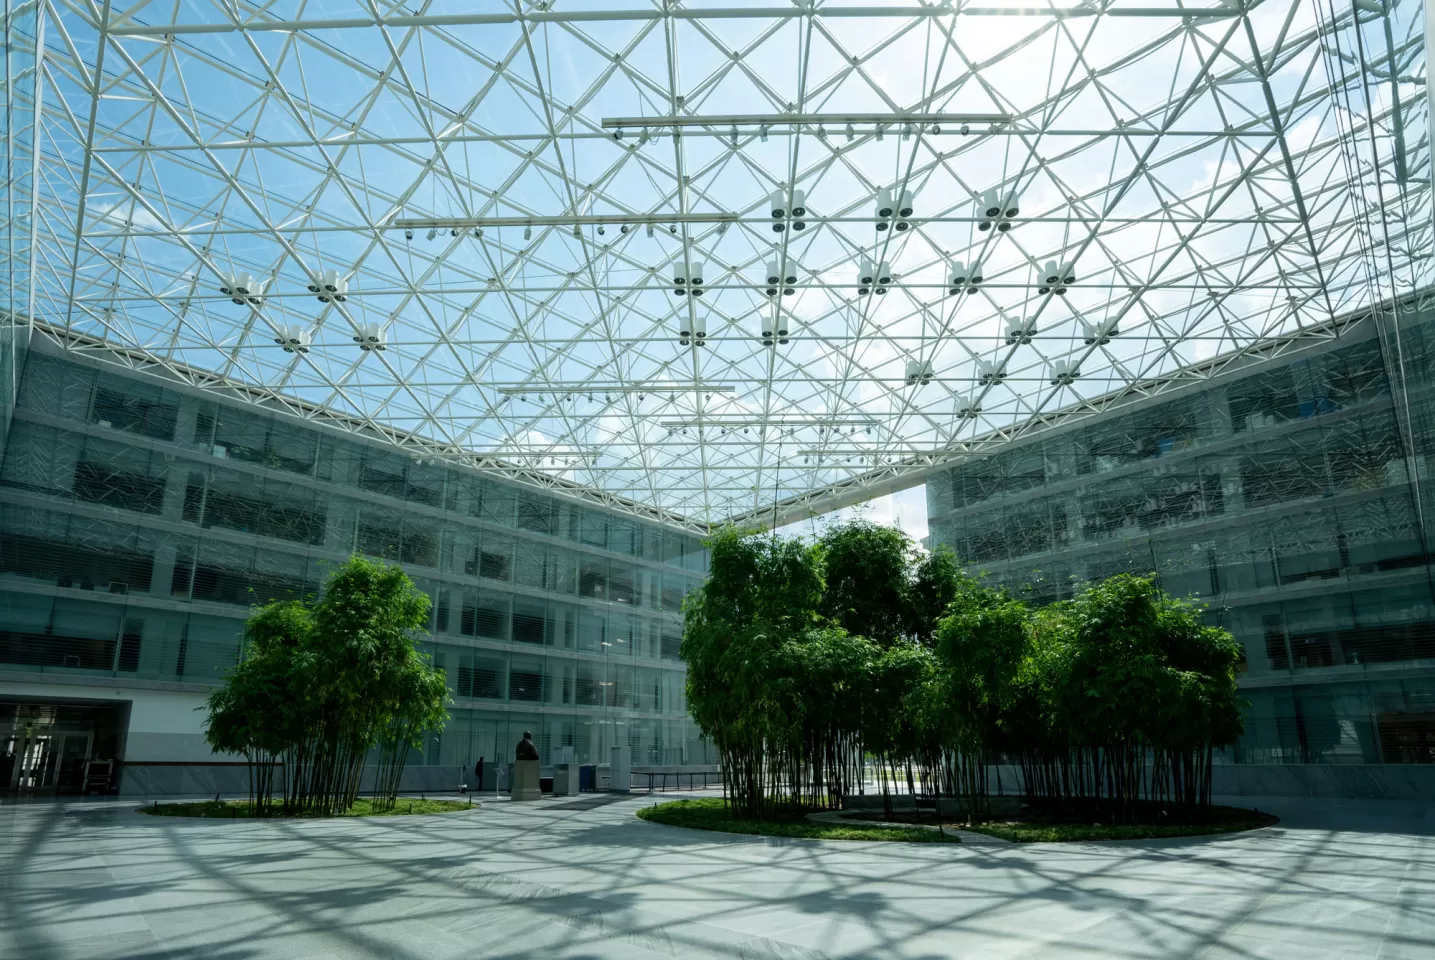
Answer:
xmin=1 ymin=790 xmax=1431 ymax=959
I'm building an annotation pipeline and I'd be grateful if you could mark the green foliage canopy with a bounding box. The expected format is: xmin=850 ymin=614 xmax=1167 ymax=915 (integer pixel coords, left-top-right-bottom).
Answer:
xmin=203 ymin=555 xmax=450 ymax=816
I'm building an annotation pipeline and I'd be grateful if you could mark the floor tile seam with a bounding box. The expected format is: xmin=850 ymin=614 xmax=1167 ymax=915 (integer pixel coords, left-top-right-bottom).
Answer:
xmin=435 ymin=863 xmax=808 ymax=959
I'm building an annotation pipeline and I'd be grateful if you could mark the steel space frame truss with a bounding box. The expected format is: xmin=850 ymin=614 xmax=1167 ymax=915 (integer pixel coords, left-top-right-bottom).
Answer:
xmin=3 ymin=0 xmax=1430 ymax=527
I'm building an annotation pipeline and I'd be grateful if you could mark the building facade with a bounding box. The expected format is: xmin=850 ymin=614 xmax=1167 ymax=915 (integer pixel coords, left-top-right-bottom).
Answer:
xmin=0 ymin=338 xmax=713 ymax=795
xmin=926 ymin=296 xmax=1435 ymax=791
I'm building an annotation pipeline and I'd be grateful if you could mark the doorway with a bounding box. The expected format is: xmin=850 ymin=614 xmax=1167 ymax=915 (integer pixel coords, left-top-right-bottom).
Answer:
xmin=1 ymin=701 xmax=124 ymax=795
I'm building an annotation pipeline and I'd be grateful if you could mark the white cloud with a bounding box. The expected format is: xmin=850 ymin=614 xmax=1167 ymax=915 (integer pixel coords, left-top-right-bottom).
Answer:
xmin=778 ymin=483 xmax=929 ymax=544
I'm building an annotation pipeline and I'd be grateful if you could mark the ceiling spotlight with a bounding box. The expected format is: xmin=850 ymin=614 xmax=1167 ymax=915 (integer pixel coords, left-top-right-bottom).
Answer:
xmin=1049 ymin=359 xmax=1078 ymax=385
xmin=1005 ymin=320 xmax=1036 ymax=345
xmin=857 ymin=259 xmax=874 ymax=296
xmin=876 ymin=124 xmax=885 ymax=142
xmin=905 ymin=359 xmax=934 ymax=386
xmin=902 ymin=123 xmax=913 ymax=140
xmin=961 ymin=124 xmax=970 ymax=135
xmin=524 ymin=224 xmax=532 ymax=240
xmin=620 ymin=224 xmax=629 ymax=234
xmin=427 ymin=228 xmax=437 ymax=241
xmin=759 ymin=125 xmax=769 ymax=142
xmin=597 ymin=225 xmax=606 ymax=235
xmin=645 ymin=223 xmax=654 ymax=238
xmin=846 ymin=123 xmax=855 ymax=142
xmin=404 ymin=229 xmax=414 ymax=241
xmin=352 ymin=321 xmax=386 ymax=352
xmin=790 ymin=188 xmax=807 ymax=231
xmin=273 ymin=324 xmax=312 ymax=354
xmin=730 ymin=125 xmax=739 ymax=146
xmin=875 ymin=187 xmax=894 ymax=231
xmin=613 ymin=128 xmax=624 ymax=140
xmin=573 ymin=224 xmax=582 ymax=238
xmin=450 ymin=228 xmax=459 ymax=237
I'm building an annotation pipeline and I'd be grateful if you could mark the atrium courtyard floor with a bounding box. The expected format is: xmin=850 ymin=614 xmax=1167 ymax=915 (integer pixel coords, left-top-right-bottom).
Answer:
xmin=1 ymin=790 xmax=1431 ymax=959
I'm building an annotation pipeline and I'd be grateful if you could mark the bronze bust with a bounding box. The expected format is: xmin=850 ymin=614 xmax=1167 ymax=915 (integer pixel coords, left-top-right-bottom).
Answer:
xmin=515 ymin=730 xmax=539 ymax=761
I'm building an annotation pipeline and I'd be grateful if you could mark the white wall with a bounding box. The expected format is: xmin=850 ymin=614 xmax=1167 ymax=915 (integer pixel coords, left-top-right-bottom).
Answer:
xmin=0 ymin=681 xmax=225 ymax=762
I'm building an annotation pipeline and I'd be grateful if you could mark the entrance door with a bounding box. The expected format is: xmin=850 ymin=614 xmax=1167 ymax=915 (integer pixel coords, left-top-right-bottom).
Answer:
xmin=56 ymin=733 xmax=93 ymax=792
xmin=15 ymin=732 xmax=56 ymax=789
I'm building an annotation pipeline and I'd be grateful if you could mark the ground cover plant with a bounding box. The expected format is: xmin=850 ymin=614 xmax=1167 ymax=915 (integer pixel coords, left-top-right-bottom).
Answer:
xmin=637 ymin=797 xmax=960 ymax=843
xmin=203 ymin=555 xmax=450 ymax=817
xmin=140 ymin=797 xmax=471 ymax=819
xmin=682 ymin=522 xmax=1246 ymax=829
xmin=962 ymin=804 xmax=1277 ymax=843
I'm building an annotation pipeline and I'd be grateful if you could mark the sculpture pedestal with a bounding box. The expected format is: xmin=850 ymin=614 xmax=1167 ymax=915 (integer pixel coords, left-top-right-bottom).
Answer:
xmin=510 ymin=759 xmax=542 ymax=801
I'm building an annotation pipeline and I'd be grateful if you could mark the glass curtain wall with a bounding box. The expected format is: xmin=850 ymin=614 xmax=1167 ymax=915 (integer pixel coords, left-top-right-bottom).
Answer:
xmin=0 ymin=345 xmax=715 ymax=768
xmin=927 ymin=309 xmax=1435 ymax=767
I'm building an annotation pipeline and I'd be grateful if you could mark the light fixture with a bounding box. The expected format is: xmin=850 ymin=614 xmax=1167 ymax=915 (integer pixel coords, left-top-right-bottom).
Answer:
xmin=352 ymin=322 xmax=386 ymax=351
xmin=404 ymin=229 xmax=413 ymax=241
xmin=273 ymin=324 xmax=312 ymax=354
xmin=1083 ymin=319 xmax=1120 ymax=345
xmin=876 ymin=124 xmax=885 ymax=142
xmin=956 ymin=396 xmax=981 ymax=418
xmin=858 ymin=259 xmax=874 ymax=296
xmin=783 ymin=264 xmax=796 ymax=297
xmin=764 ymin=261 xmax=779 ymax=297
xmin=1049 ymin=359 xmax=1078 ymax=385
xmin=730 ymin=124 xmax=739 ymax=146
xmin=948 ymin=262 xmax=966 ymax=296
xmin=759 ymin=125 xmax=769 ymax=142
xmin=690 ymin=261 xmax=705 ymax=297
xmin=978 ymin=360 xmax=1006 ymax=383
xmin=905 ymin=359 xmax=934 ymax=385
xmin=673 ymin=264 xmax=688 ymax=295
xmin=966 ymin=261 xmax=984 ymax=291
xmin=846 ymin=123 xmax=855 ymax=142
xmin=875 ymin=261 xmax=892 ymax=294
xmin=427 ymin=227 xmax=437 ymax=240
xmin=312 ymin=269 xmax=347 ymax=303
xmin=875 ymin=188 xmax=894 ymax=230
xmin=1039 ymin=260 xmax=1075 ymax=296
xmin=524 ymin=224 xmax=532 ymax=240
xmin=645 ymin=223 xmax=655 ymax=238
xmin=678 ymin=324 xmax=691 ymax=345
xmin=1005 ymin=320 xmax=1036 ymax=345
xmin=219 ymin=273 xmax=259 ymax=305
xmin=450 ymin=228 xmax=459 ymax=237
xmin=790 ymin=188 xmax=807 ymax=231
xmin=770 ymin=189 xmax=786 ymax=232
xmin=998 ymin=192 xmax=1020 ymax=232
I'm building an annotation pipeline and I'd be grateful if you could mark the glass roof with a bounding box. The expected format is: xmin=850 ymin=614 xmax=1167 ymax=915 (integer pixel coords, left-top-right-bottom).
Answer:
xmin=12 ymin=0 xmax=1431 ymax=525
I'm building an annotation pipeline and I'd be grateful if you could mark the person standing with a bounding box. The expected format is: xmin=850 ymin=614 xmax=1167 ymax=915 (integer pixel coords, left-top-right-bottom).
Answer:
xmin=473 ymin=756 xmax=485 ymax=791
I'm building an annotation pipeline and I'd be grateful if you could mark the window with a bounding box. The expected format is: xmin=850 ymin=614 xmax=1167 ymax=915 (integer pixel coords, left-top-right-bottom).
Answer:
xmin=89 ymin=386 xmax=177 ymax=441
xmin=72 ymin=462 xmax=166 ymax=514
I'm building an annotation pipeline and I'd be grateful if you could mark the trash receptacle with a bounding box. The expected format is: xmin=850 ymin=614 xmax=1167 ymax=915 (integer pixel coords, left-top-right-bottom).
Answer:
xmin=579 ymin=764 xmax=595 ymax=792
